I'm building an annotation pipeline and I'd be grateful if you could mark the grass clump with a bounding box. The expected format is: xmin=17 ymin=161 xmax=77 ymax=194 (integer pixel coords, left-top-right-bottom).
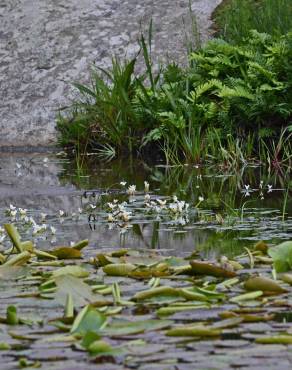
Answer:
xmin=213 ymin=0 xmax=292 ymax=43
xmin=57 ymin=9 xmax=292 ymax=167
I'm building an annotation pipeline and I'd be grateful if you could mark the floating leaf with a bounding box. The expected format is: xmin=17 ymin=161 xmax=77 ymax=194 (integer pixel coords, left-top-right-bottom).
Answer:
xmin=166 ymin=325 xmax=221 ymax=337
xmin=51 ymin=247 xmax=81 ymax=260
xmin=244 ymin=276 xmax=287 ymax=294
xmin=52 ymin=265 xmax=90 ymax=278
xmin=55 ymin=275 xmax=95 ymax=307
xmin=103 ymin=263 xmax=136 ymax=276
xmin=268 ymin=241 xmax=292 ymax=273
xmin=256 ymin=335 xmax=292 ymax=344
xmin=71 ymin=305 xmax=107 ymax=336
xmin=189 ymin=260 xmax=236 ymax=278
xmin=3 ymin=251 xmax=31 ymax=266
xmin=72 ymin=239 xmax=89 ymax=251
xmin=87 ymin=340 xmax=124 ymax=356
xmin=6 ymin=305 xmax=19 ymax=325
xmin=102 ymin=319 xmax=173 ymax=336
xmin=230 ymin=291 xmax=263 ymax=303
xmin=279 ymin=273 xmax=292 ymax=285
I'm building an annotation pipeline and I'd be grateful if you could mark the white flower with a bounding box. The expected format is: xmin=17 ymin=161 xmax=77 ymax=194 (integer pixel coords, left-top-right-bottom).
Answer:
xmin=107 ymin=214 xmax=115 ymax=222
xmin=244 ymin=184 xmax=250 ymax=190
xmin=16 ymin=163 xmax=22 ymax=169
xmin=157 ymin=199 xmax=166 ymax=206
xmin=107 ymin=202 xmax=116 ymax=210
xmin=9 ymin=204 xmax=16 ymax=211
xmin=173 ymin=196 xmax=178 ymax=202
xmin=40 ymin=213 xmax=47 ymax=221
xmin=10 ymin=210 xmax=17 ymax=218
xmin=120 ymin=181 xmax=127 ymax=186
xmin=50 ymin=226 xmax=56 ymax=235
xmin=89 ymin=204 xmax=96 ymax=209
xmin=267 ymin=184 xmax=273 ymax=193
xmin=144 ymin=181 xmax=150 ymax=192
xmin=120 ymin=211 xmax=131 ymax=222
xmin=244 ymin=191 xmax=250 ymax=197
xmin=78 ymin=208 xmax=83 ymax=214
xmin=144 ymin=194 xmax=151 ymax=202
xmin=0 ymin=226 xmax=4 ymax=234
xmin=196 ymin=185 xmax=200 ymax=189
xmin=198 ymin=196 xmax=204 ymax=202
xmin=32 ymin=224 xmax=47 ymax=235
xmin=43 ymin=157 xmax=48 ymax=163
xmin=19 ymin=208 xmax=27 ymax=216
xmin=59 ymin=210 xmax=65 ymax=217
xmin=127 ymin=185 xmax=136 ymax=196
xmin=259 ymin=180 xmax=263 ymax=189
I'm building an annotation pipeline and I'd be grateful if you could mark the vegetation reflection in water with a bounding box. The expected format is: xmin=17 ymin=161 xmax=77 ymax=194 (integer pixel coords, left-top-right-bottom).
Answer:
xmin=54 ymin=158 xmax=292 ymax=258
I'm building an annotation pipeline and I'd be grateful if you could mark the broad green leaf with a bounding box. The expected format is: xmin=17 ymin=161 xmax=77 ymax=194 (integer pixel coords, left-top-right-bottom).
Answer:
xmin=244 ymin=276 xmax=287 ymax=294
xmin=52 ymin=265 xmax=90 ymax=278
xmin=189 ymin=260 xmax=236 ymax=278
xmin=102 ymin=319 xmax=173 ymax=336
xmin=71 ymin=305 xmax=107 ymax=336
xmin=51 ymin=247 xmax=81 ymax=259
xmin=230 ymin=291 xmax=263 ymax=303
xmin=55 ymin=275 xmax=95 ymax=307
xmin=268 ymin=241 xmax=292 ymax=273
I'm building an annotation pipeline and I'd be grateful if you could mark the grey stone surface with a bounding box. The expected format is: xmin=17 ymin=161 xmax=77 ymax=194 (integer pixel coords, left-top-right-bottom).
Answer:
xmin=0 ymin=0 xmax=222 ymax=146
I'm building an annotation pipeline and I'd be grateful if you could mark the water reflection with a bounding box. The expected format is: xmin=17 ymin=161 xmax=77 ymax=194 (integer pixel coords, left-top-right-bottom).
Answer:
xmin=0 ymin=151 xmax=291 ymax=257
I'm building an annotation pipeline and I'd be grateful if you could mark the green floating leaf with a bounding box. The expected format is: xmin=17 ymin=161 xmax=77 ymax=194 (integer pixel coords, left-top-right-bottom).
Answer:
xmin=0 ymin=342 xmax=11 ymax=350
xmin=3 ymin=251 xmax=31 ymax=266
xmin=6 ymin=305 xmax=19 ymax=325
xmin=71 ymin=305 xmax=107 ymax=336
xmin=102 ymin=319 xmax=173 ymax=336
xmin=166 ymin=325 xmax=221 ymax=337
xmin=244 ymin=276 xmax=287 ymax=294
xmin=189 ymin=260 xmax=236 ymax=278
xmin=51 ymin=247 xmax=81 ymax=260
xmin=230 ymin=290 xmax=263 ymax=303
xmin=103 ymin=263 xmax=136 ymax=276
xmin=268 ymin=241 xmax=292 ymax=273
xmin=52 ymin=265 xmax=90 ymax=278
xmin=87 ymin=340 xmax=124 ymax=356
xmin=279 ymin=273 xmax=292 ymax=285
xmin=256 ymin=335 xmax=292 ymax=344
xmin=55 ymin=275 xmax=95 ymax=307
xmin=72 ymin=239 xmax=89 ymax=251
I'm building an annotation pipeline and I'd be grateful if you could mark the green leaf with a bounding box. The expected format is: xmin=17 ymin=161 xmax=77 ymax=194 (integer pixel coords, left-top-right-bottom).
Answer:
xmin=102 ymin=319 xmax=173 ymax=336
xmin=268 ymin=241 xmax=292 ymax=273
xmin=52 ymin=266 xmax=90 ymax=278
xmin=6 ymin=305 xmax=19 ymax=325
xmin=55 ymin=275 xmax=95 ymax=307
xmin=71 ymin=305 xmax=107 ymax=336
xmin=244 ymin=276 xmax=287 ymax=294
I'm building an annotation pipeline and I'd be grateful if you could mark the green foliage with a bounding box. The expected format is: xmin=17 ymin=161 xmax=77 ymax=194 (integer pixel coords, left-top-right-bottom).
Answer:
xmin=57 ymin=29 xmax=292 ymax=165
xmin=213 ymin=0 xmax=292 ymax=43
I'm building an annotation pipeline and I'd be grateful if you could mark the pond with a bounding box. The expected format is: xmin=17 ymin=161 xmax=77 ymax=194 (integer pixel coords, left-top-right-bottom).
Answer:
xmin=0 ymin=150 xmax=291 ymax=369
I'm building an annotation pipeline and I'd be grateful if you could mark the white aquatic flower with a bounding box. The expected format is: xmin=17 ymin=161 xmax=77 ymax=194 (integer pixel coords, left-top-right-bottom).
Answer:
xmin=71 ymin=212 xmax=76 ymax=218
xmin=50 ymin=226 xmax=56 ymax=235
xmin=40 ymin=213 xmax=47 ymax=221
xmin=157 ymin=199 xmax=167 ymax=206
xmin=10 ymin=210 xmax=17 ymax=218
xmin=28 ymin=217 xmax=36 ymax=226
xmin=120 ymin=211 xmax=132 ymax=222
xmin=196 ymin=185 xmax=200 ymax=189
xmin=16 ymin=163 xmax=22 ymax=169
xmin=267 ymin=184 xmax=273 ymax=193
xmin=32 ymin=224 xmax=47 ymax=235
xmin=59 ymin=210 xmax=65 ymax=217
xmin=89 ymin=204 xmax=96 ymax=209
xmin=107 ymin=214 xmax=115 ymax=222
xmin=173 ymin=196 xmax=178 ymax=202
xmin=78 ymin=207 xmax=83 ymax=214
xmin=9 ymin=204 xmax=16 ymax=211
xmin=120 ymin=181 xmax=127 ymax=186
xmin=244 ymin=191 xmax=250 ymax=197
xmin=127 ymin=185 xmax=136 ymax=196
xmin=259 ymin=180 xmax=264 ymax=189
xmin=144 ymin=194 xmax=151 ymax=202
xmin=198 ymin=196 xmax=204 ymax=202
xmin=19 ymin=208 xmax=27 ymax=216
xmin=144 ymin=181 xmax=150 ymax=192
xmin=43 ymin=157 xmax=48 ymax=163
xmin=244 ymin=184 xmax=250 ymax=190
xmin=113 ymin=199 xmax=119 ymax=204
xmin=107 ymin=202 xmax=116 ymax=210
